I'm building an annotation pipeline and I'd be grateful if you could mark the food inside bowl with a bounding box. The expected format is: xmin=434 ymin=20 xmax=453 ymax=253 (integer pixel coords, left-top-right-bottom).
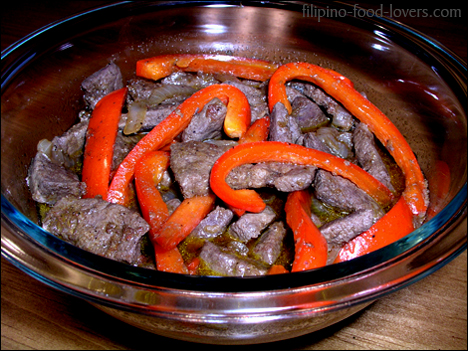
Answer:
xmin=26 ymin=55 xmax=429 ymax=276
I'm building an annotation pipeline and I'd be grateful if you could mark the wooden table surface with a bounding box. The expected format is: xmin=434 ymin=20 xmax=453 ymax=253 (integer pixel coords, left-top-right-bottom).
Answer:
xmin=2 ymin=1 xmax=466 ymax=349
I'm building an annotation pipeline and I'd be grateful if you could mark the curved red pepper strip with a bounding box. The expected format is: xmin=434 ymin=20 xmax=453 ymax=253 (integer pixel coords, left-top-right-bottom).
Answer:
xmin=134 ymin=151 xmax=188 ymax=274
xmin=238 ymin=115 xmax=270 ymax=145
xmin=228 ymin=115 xmax=271 ymax=217
xmin=210 ymin=141 xmax=395 ymax=213
xmin=334 ymin=197 xmax=414 ymax=263
xmin=107 ymin=84 xmax=250 ymax=206
xmin=82 ymin=87 xmax=127 ymax=199
xmin=136 ymin=54 xmax=279 ymax=82
xmin=268 ymin=62 xmax=428 ymax=220
xmin=154 ymin=193 xmax=216 ymax=251
xmin=134 ymin=151 xmax=171 ymax=235
xmin=286 ymin=190 xmax=328 ymax=271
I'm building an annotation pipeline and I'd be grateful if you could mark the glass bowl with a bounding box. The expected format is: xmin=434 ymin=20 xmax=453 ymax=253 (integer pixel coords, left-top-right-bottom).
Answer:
xmin=2 ymin=1 xmax=466 ymax=345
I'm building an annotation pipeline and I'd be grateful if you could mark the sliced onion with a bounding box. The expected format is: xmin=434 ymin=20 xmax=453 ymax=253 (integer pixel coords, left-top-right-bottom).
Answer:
xmin=124 ymin=101 xmax=147 ymax=135
xmin=146 ymin=84 xmax=196 ymax=106
xmin=37 ymin=138 xmax=53 ymax=157
xmin=316 ymin=127 xmax=353 ymax=160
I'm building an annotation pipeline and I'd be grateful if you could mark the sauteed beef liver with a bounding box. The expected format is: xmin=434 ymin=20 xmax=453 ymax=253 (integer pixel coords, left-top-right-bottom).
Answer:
xmin=226 ymin=162 xmax=316 ymax=192
xmin=81 ymin=62 xmax=123 ymax=109
xmin=28 ymin=61 xmax=408 ymax=275
xmin=182 ymin=98 xmax=227 ymax=142
xmin=170 ymin=140 xmax=234 ymax=199
xmin=199 ymin=241 xmax=268 ymax=276
xmin=28 ymin=153 xmax=86 ymax=205
xmin=253 ymin=221 xmax=287 ymax=265
xmin=353 ymin=122 xmax=395 ymax=192
xmin=43 ymin=197 xmax=149 ymax=264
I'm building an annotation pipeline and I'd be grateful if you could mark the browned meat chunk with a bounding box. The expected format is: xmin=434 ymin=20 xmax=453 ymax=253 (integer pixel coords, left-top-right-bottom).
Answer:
xmin=182 ymin=98 xmax=227 ymax=141
xmin=81 ymin=62 xmax=123 ymax=109
xmin=189 ymin=206 xmax=234 ymax=239
xmin=268 ymin=102 xmax=302 ymax=144
xmin=320 ymin=209 xmax=380 ymax=248
xmin=252 ymin=221 xmax=287 ymax=265
xmin=199 ymin=241 xmax=267 ymax=276
xmin=50 ymin=120 xmax=89 ymax=170
xmin=228 ymin=206 xmax=277 ymax=242
xmin=127 ymin=77 xmax=195 ymax=106
xmin=27 ymin=153 xmax=86 ymax=205
xmin=314 ymin=170 xmax=384 ymax=214
xmin=43 ymin=197 xmax=149 ymax=264
xmin=353 ymin=122 xmax=395 ymax=192
xmin=300 ymin=131 xmax=333 ymax=153
xmin=227 ymin=162 xmax=316 ymax=192
xmin=290 ymin=81 xmax=355 ymax=131
xmin=291 ymin=96 xmax=329 ymax=132
xmin=170 ymin=141 xmax=234 ymax=198
xmin=119 ymin=104 xmax=176 ymax=132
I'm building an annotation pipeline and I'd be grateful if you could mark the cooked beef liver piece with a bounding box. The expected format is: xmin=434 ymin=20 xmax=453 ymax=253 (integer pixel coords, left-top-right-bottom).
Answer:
xmin=42 ymin=197 xmax=149 ymax=265
xmin=182 ymin=98 xmax=227 ymax=142
xmin=81 ymin=62 xmax=123 ymax=109
xmin=253 ymin=221 xmax=287 ymax=265
xmin=226 ymin=162 xmax=316 ymax=192
xmin=291 ymin=96 xmax=329 ymax=131
xmin=320 ymin=208 xmax=381 ymax=248
xmin=353 ymin=122 xmax=395 ymax=192
xmin=268 ymin=102 xmax=302 ymax=144
xmin=199 ymin=241 xmax=267 ymax=276
xmin=189 ymin=206 xmax=234 ymax=239
xmin=228 ymin=206 xmax=276 ymax=242
xmin=50 ymin=120 xmax=89 ymax=170
xmin=170 ymin=141 xmax=234 ymax=198
xmin=273 ymin=165 xmax=316 ymax=192
xmin=314 ymin=169 xmax=384 ymax=214
xmin=290 ymin=81 xmax=355 ymax=131
xmin=300 ymin=131 xmax=334 ymax=153
xmin=27 ymin=153 xmax=86 ymax=205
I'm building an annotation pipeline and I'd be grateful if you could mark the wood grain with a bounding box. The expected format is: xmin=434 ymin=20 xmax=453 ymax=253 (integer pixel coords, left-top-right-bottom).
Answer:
xmin=2 ymin=1 xmax=466 ymax=349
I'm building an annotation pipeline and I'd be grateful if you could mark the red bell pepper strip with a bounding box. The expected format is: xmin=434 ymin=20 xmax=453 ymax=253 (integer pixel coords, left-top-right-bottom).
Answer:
xmin=285 ymin=190 xmax=328 ymax=271
xmin=268 ymin=265 xmax=289 ymax=275
xmin=134 ymin=151 xmax=188 ymax=274
xmin=268 ymin=62 xmax=428 ymax=220
xmin=136 ymin=54 xmax=279 ymax=82
xmin=82 ymin=87 xmax=127 ymax=199
xmin=153 ymin=193 xmax=216 ymax=251
xmin=107 ymin=84 xmax=250 ymax=206
xmin=186 ymin=257 xmax=201 ymax=275
xmin=238 ymin=115 xmax=270 ymax=145
xmin=134 ymin=151 xmax=171 ymax=234
xmin=334 ymin=196 xmax=414 ymax=263
xmin=210 ymin=141 xmax=395 ymax=213
xmin=228 ymin=115 xmax=271 ymax=217
xmin=153 ymin=245 xmax=189 ymax=274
